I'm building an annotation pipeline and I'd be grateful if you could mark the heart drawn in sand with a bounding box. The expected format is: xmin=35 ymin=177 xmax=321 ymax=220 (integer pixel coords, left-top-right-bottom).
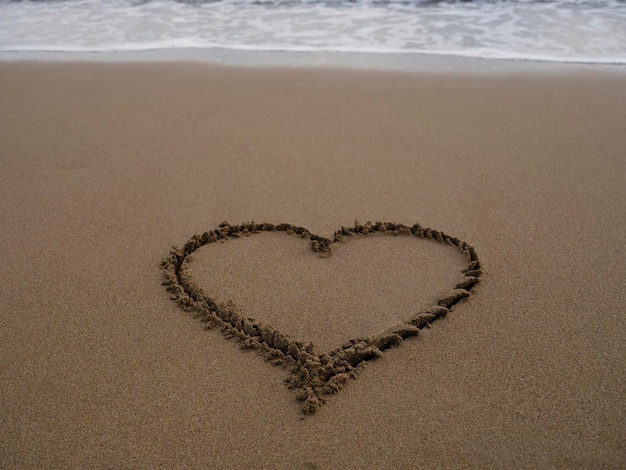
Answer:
xmin=161 ymin=221 xmax=481 ymax=414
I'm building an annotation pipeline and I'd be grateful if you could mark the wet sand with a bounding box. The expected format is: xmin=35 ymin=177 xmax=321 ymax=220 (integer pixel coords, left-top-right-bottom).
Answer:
xmin=1 ymin=62 xmax=625 ymax=468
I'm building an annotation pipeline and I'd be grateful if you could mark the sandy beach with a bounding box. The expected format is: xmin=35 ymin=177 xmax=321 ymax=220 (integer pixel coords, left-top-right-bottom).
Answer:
xmin=1 ymin=61 xmax=624 ymax=468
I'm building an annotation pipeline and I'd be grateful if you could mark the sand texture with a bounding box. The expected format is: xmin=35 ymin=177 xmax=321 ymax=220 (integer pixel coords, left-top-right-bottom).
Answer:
xmin=1 ymin=62 xmax=625 ymax=468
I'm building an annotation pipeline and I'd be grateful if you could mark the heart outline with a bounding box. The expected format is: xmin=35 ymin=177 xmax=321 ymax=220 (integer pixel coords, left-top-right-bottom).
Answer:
xmin=161 ymin=221 xmax=481 ymax=413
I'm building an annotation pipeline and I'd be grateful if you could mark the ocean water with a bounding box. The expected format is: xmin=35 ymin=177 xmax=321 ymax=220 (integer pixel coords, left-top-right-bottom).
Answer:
xmin=0 ymin=0 xmax=625 ymax=65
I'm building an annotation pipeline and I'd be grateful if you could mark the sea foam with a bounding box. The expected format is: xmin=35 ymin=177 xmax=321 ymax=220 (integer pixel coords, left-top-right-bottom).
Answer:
xmin=1 ymin=0 xmax=625 ymax=64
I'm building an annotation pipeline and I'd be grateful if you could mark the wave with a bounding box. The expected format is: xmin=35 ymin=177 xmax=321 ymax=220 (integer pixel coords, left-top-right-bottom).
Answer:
xmin=1 ymin=0 xmax=625 ymax=64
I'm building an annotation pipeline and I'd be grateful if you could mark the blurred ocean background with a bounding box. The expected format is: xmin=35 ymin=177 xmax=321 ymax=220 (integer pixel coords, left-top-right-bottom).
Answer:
xmin=0 ymin=0 xmax=625 ymax=64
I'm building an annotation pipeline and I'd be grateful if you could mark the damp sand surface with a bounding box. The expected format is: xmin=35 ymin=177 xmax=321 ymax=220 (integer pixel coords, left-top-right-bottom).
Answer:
xmin=1 ymin=62 xmax=625 ymax=468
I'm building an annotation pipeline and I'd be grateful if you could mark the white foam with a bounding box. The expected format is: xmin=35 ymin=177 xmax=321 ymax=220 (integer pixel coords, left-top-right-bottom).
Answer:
xmin=1 ymin=0 xmax=625 ymax=64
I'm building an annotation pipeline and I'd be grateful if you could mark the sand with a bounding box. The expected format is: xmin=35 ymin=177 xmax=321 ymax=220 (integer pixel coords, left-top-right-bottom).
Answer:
xmin=0 ymin=62 xmax=624 ymax=468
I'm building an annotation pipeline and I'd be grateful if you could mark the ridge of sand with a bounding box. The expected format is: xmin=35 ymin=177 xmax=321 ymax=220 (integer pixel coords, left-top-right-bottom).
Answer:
xmin=162 ymin=221 xmax=481 ymax=413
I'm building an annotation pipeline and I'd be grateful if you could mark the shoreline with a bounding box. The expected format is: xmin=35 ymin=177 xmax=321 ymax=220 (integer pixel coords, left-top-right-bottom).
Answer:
xmin=1 ymin=48 xmax=625 ymax=75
